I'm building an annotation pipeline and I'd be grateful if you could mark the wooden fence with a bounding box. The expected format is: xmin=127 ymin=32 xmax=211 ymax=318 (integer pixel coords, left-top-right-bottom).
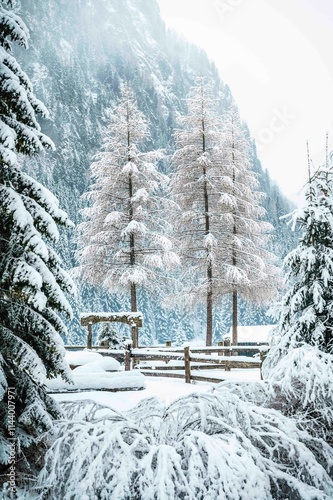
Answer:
xmin=65 ymin=343 xmax=268 ymax=384
xmin=124 ymin=345 xmax=266 ymax=383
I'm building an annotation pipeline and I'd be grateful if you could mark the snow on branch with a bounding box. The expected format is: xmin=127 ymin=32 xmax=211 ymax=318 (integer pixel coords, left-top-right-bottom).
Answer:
xmin=0 ymin=5 xmax=29 ymax=49
xmin=264 ymin=345 xmax=333 ymax=413
xmin=36 ymin=389 xmax=333 ymax=499
xmin=1 ymin=326 xmax=47 ymax=384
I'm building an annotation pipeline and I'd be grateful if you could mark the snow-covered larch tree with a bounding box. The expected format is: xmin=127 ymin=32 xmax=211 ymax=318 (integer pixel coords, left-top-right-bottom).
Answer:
xmin=170 ymin=82 xmax=276 ymax=346
xmin=0 ymin=0 xmax=75 ymax=466
xmin=220 ymin=104 xmax=278 ymax=344
xmin=170 ymin=80 xmax=230 ymax=346
xmin=267 ymin=154 xmax=333 ymax=367
xmin=76 ymin=84 xmax=179 ymax=347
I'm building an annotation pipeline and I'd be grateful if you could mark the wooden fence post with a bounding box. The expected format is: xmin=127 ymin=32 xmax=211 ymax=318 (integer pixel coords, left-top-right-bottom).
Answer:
xmin=223 ymin=338 xmax=230 ymax=356
xmin=218 ymin=341 xmax=223 ymax=356
xmin=259 ymin=349 xmax=268 ymax=380
xmin=87 ymin=323 xmax=93 ymax=350
xmin=184 ymin=346 xmax=191 ymax=383
xmin=165 ymin=341 xmax=172 ymax=347
xmin=132 ymin=326 xmax=138 ymax=349
xmin=125 ymin=345 xmax=132 ymax=371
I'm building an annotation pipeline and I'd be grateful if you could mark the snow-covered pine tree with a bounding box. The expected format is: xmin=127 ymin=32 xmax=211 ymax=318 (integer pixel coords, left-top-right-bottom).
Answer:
xmin=220 ymin=104 xmax=278 ymax=344
xmin=76 ymin=84 xmax=179 ymax=347
xmin=267 ymin=155 xmax=333 ymax=367
xmin=170 ymin=80 xmax=233 ymax=346
xmin=97 ymin=323 xmax=129 ymax=349
xmin=155 ymin=306 xmax=170 ymax=345
xmin=174 ymin=324 xmax=187 ymax=347
xmin=0 ymin=0 xmax=75 ymax=466
xmin=262 ymin=148 xmax=333 ymax=445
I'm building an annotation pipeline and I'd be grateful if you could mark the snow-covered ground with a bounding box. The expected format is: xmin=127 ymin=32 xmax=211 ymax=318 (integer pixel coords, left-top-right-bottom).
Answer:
xmin=40 ymin=349 xmax=333 ymax=500
xmin=47 ymin=370 xmax=146 ymax=393
xmin=52 ymin=369 xmax=260 ymax=411
xmin=49 ymin=349 xmax=261 ymax=397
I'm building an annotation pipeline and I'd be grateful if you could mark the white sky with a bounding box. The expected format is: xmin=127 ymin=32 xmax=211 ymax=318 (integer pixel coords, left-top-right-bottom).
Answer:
xmin=157 ymin=0 xmax=333 ymax=204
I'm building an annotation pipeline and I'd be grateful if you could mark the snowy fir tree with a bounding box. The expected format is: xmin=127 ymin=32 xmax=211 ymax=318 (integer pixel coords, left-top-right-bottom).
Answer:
xmin=262 ymin=150 xmax=333 ymax=446
xmin=267 ymin=157 xmax=333 ymax=365
xmin=97 ymin=323 xmax=130 ymax=349
xmin=76 ymin=84 xmax=179 ymax=347
xmin=174 ymin=324 xmax=187 ymax=347
xmin=220 ymin=104 xmax=278 ymax=344
xmin=170 ymin=80 xmax=232 ymax=346
xmin=139 ymin=329 xmax=154 ymax=347
xmin=0 ymin=0 xmax=75 ymax=467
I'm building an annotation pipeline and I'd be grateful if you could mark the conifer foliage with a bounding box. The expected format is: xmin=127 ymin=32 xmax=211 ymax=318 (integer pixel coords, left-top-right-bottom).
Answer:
xmin=77 ymin=84 xmax=179 ymax=347
xmin=36 ymin=391 xmax=333 ymax=499
xmin=262 ymin=152 xmax=333 ymax=447
xmin=220 ymin=105 xmax=278 ymax=344
xmin=0 ymin=0 xmax=75 ymax=465
xmin=170 ymin=81 xmax=228 ymax=346
xmin=170 ymin=82 xmax=276 ymax=345
xmin=268 ymin=158 xmax=333 ymax=366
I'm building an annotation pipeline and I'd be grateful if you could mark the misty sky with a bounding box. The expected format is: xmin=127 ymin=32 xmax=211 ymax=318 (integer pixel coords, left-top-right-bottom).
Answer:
xmin=157 ymin=0 xmax=333 ymax=204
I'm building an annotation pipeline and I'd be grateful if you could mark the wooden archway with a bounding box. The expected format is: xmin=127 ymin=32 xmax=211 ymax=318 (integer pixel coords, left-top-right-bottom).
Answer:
xmin=80 ymin=312 xmax=143 ymax=349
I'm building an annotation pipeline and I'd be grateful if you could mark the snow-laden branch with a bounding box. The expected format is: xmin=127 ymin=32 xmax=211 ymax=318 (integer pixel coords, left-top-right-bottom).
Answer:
xmin=36 ymin=384 xmax=333 ymax=499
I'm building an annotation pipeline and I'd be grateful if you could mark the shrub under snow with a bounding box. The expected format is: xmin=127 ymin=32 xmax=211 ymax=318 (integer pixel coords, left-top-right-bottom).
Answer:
xmin=263 ymin=345 xmax=333 ymax=445
xmin=34 ymin=384 xmax=333 ymax=500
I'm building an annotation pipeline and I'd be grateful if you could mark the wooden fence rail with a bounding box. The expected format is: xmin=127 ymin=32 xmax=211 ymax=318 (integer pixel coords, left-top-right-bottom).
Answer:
xmin=125 ymin=345 xmax=264 ymax=384
xmin=65 ymin=344 xmax=267 ymax=384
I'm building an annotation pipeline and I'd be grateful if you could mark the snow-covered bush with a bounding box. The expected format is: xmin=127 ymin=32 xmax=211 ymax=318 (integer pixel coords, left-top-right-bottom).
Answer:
xmin=36 ymin=390 xmax=333 ymax=499
xmin=264 ymin=346 xmax=333 ymax=410
xmin=262 ymin=346 xmax=333 ymax=445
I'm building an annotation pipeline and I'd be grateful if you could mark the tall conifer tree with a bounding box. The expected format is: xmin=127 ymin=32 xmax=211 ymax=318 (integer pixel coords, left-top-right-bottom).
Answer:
xmin=77 ymin=84 xmax=178 ymax=347
xmin=267 ymin=151 xmax=333 ymax=368
xmin=170 ymin=83 xmax=276 ymax=345
xmin=170 ymin=80 xmax=229 ymax=345
xmin=0 ymin=0 xmax=75 ymax=464
xmin=220 ymin=105 xmax=278 ymax=344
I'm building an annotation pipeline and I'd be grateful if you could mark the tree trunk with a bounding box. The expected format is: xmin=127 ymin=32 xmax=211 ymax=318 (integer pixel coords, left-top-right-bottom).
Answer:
xmin=231 ymin=116 xmax=238 ymax=347
xmin=325 ymin=327 xmax=332 ymax=352
xmin=206 ymin=279 xmax=213 ymax=346
xmin=129 ymin=177 xmax=138 ymax=347
xmin=232 ymin=290 xmax=238 ymax=346
xmin=131 ymin=281 xmax=138 ymax=348
xmin=201 ymin=90 xmax=213 ymax=346
xmin=127 ymin=100 xmax=138 ymax=348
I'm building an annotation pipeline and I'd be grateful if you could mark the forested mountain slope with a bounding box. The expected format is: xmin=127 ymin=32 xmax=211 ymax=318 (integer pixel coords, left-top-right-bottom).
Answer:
xmin=14 ymin=0 xmax=297 ymax=343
